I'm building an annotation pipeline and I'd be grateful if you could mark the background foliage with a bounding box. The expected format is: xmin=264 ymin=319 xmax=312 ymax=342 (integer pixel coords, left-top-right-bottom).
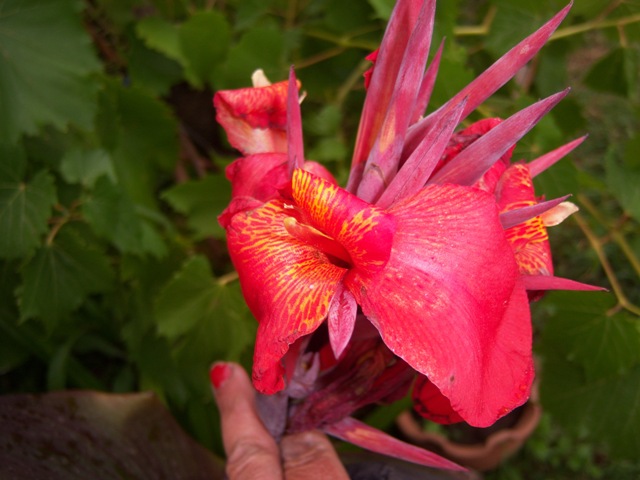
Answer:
xmin=1 ymin=0 xmax=639 ymax=476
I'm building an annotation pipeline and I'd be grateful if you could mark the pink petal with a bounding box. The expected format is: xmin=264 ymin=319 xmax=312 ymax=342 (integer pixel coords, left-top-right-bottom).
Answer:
xmin=324 ymin=416 xmax=466 ymax=471
xmin=346 ymin=184 xmax=533 ymax=427
xmin=376 ymin=98 xmax=466 ymax=209
xmin=348 ymin=0 xmax=430 ymax=192
xmin=410 ymin=39 xmax=444 ymax=124
xmin=428 ymin=90 xmax=569 ymax=186
xmin=522 ymin=275 xmax=606 ymax=292
xmin=328 ymin=285 xmax=358 ymax=359
xmin=528 ymin=135 xmax=587 ymax=178
xmin=404 ymin=3 xmax=573 ymax=156
xmin=226 ymin=200 xmax=347 ymax=393
xmin=500 ymin=195 xmax=572 ymax=230
xmin=287 ymin=67 xmax=305 ymax=174
xmin=355 ymin=0 xmax=436 ymax=202
xmin=495 ymin=163 xmax=555 ymax=279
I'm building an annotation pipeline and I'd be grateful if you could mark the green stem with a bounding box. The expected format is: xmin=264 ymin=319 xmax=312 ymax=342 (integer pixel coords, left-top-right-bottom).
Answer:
xmin=217 ymin=270 xmax=238 ymax=286
xmin=551 ymin=13 xmax=640 ymax=41
xmin=578 ymin=194 xmax=640 ymax=278
xmin=453 ymin=6 xmax=497 ymax=37
xmin=573 ymin=212 xmax=640 ymax=317
xmin=304 ymin=29 xmax=378 ymax=51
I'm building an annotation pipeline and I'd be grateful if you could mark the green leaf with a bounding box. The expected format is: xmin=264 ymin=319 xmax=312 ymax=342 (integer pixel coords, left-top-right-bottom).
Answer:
xmin=0 ymin=0 xmax=101 ymax=142
xmin=540 ymin=291 xmax=640 ymax=381
xmin=136 ymin=16 xmax=185 ymax=65
xmin=0 ymin=142 xmax=26 ymax=183
xmin=59 ymin=148 xmax=116 ymax=187
xmin=584 ymin=48 xmax=628 ymax=97
xmin=178 ymin=10 xmax=231 ymax=88
xmin=230 ymin=0 xmax=269 ymax=31
xmin=539 ymin=291 xmax=640 ymax=460
xmin=606 ymin=135 xmax=640 ymax=222
xmin=127 ymin=31 xmax=183 ymax=96
xmin=325 ymin=0 xmax=375 ymax=31
xmin=154 ymin=255 xmax=254 ymax=358
xmin=430 ymin=42 xmax=474 ymax=108
xmin=367 ymin=0 xmax=394 ymax=20
xmin=485 ymin=3 xmax=550 ymax=60
xmin=0 ymin=391 xmax=225 ymax=479
xmin=541 ymin=357 xmax=640 ymax=460
xmin=95 ymin=80 xmax=178 ymax=208
xmin=0 ymin=170 xmax=57 ymax=259
xmin=218 ymin=26 xmax=286 ymax=88
xmin=162 ymin=174 xmax=231 ymax=240
xmin=19 ymin=229 xmax=114 ymax=326
xmin=83 ymin=176 xmax=167 ymax=257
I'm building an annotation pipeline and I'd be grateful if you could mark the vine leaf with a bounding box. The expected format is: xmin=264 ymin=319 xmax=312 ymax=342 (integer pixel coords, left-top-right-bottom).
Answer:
xmin=606 ymin=134 xmax=640 ymax=223
xmin=154 ymin=256 xmax=255 ymax=390
xmin=19 ymin=229 xmax=114 ymax=327
xmin=136 ymin=11 xmax=231 ymax=88
xmin=539 ymin=291 xmax=640 ymax=459
xmin=0 ymin=160 xmax=57 ymax=259
xmin=162 ymin=174 xmax=231 ymax=240
xmin=0 ymin=0 xmax=101 ymax=142
xmin=83 ymin=176 xmax=167 ymax=257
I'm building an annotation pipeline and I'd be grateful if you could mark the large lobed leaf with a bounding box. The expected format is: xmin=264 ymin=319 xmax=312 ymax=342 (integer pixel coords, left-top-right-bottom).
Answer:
xmin=539 ymin=291 xmax=640 ymax=459
xmin=0 ymin=143 xmax=57 ymax=259
xmin=0 ymin=0 xmax=101 ymax=142
xmin=19 ymin=228 xmax=113 ymax=327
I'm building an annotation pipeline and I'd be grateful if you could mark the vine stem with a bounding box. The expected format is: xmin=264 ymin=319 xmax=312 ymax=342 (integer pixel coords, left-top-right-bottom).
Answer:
xmin=218 ymin=270 xmax=239 ymax=286
xmin=578 ymin=194 xmax=640 ymax=278
xmin=550 ymin=13 xmax=640 ymax=41
xmin=572 ymin=212 xmax=640 ymax=317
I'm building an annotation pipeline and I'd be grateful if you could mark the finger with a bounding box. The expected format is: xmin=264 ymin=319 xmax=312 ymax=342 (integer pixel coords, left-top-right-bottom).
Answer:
xmin=280 ymin=430 xmax=350 ymax=480
xmin=211 ymin=362 xmax=283 ymax=480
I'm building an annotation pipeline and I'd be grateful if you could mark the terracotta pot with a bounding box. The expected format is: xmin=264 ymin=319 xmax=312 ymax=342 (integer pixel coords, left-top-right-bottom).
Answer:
xmin=396 ymin=389 xmax=542 ymax=472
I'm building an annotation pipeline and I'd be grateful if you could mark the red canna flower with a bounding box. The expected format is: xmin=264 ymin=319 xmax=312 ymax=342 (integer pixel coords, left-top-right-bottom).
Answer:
xmin=213 ymin=0 xmax=601 ymax=470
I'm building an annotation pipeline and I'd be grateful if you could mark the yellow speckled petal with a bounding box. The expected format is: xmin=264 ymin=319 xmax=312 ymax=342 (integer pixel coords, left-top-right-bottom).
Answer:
xmin=291 ymin=169 xmax=396 ymax=275
xmin=226 ymin=199 xmax=347 ymax=394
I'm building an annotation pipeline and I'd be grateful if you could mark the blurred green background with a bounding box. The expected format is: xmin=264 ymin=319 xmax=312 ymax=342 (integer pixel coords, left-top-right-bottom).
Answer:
xmin=1 ymin=0 xmax=639 ymax=477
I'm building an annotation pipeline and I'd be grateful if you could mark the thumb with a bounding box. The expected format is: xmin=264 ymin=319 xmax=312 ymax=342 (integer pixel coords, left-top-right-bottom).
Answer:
xmin=211 ymin=362 xmax=282 ymax=480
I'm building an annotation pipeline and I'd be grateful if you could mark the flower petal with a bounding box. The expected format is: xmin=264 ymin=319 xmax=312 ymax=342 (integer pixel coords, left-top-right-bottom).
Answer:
xmin=355 ymin=0 xmax=436 ymax=202
xmin=328 ymin=284 xmax=358 ymax=359
xmin=404 ymin=3 xmax=572 ymax=155
xmin=286 ymin=67 xmax=304 ymax=173
xmin=376 ymin=97 xmax=466 ymax=209
xmin=292 ymin=169 xmax=396 ymax=275
xmin=226 ymin=200 xmax=347 ymax=393
xmin=214 ymin=80 xmax=292 ymax=155
xmin=412 ymin=375 xmax=464 ymax=424
xmin=225 ymin=153 xmax=288 ymax=201
xmin=527 ymin=136 xmax=587 ymax=178
xmin=522 ymin=275 xmax=606 ymax=292
xmin=324 ymin=417 xmax=466 ymax=471
xmin=348 ymin=0 xmax=429 ymax=192
xmin=428 ymin=90 xmax=568 ymax=186
xmin=346 ymin=184 xmax=533 ymax=427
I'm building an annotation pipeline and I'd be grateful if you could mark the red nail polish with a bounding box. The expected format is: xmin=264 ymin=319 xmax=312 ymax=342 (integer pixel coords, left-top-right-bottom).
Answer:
xmin=210 ymin=363 xmax=231 ymax=389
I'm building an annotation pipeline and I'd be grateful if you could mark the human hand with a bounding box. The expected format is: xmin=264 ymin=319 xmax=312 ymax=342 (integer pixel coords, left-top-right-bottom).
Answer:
xmin=211 ymin=362 xmax=350 ymax=480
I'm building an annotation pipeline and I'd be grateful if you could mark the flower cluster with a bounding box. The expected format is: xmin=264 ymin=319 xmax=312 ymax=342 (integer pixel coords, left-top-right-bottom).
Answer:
xmin=213 ymin=0 xmax=598 ymax=469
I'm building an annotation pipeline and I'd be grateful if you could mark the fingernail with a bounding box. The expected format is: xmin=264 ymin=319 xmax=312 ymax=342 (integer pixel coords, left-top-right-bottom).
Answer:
xmin=210 ymin=362 xmax=232 ymax=390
